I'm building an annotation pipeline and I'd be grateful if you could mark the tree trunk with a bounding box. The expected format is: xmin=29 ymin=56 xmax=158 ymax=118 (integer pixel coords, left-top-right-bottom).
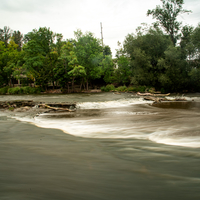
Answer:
xmin=53 ymin=81 xmax=55 ymax=90
xmin=80 ymin=81 xmax=82 ymax=91
xmin=86 ymin=80 xmax=89 ymax=91
xmin=83 ymin=78 xmax=86 ymax=90
xmin=80 ymin=77 xmax=84 ymax=91
xmin=72 ymin=77 xmax=75 ymax=93
xmin=67 ymin=83 xmax=70 ymax=93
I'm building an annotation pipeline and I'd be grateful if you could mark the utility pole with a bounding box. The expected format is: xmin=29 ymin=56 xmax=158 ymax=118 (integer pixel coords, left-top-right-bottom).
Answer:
xmin=100 ymin=22 xmax=104 ymax=47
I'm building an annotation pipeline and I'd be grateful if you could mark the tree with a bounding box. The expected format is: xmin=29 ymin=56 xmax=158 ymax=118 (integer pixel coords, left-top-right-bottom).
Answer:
xmin=131 ymin=48 xmax=154 ymax=86
xmin=114 ymin=56 xmax=131 ymax=85
xmin=103 ymin=45 xmax=112 ymax=56
xmin=0 ymin=40 xmax=20 ymax=86
xmin=23 ymin=27 xmax=59 ymax=90
xmin=123 ymin=25 xmax=172 ymax=88
xmin=74 ymin=31 xmax=103 ymax=90
xmin=147 ymin=0 xmax=191 ymax=45
xmin=0 ymin=26 xmax=12 ymax=47
xmin=68 ymin=51 xmax=86 ymax=92
xmin=188 ymin=24 xmax=200 ymax=90
xmin=54 ymin=41 xmax=72 ymax=91
xmin=12 ymin=30 xmax=23 ymax=51
xmin=192 ymin=24 xmax=200 ymax=59
xmin=180 ymin=25 xmax=194 ymax=60
xmin=0 ymin=41 xmax=7 ymax=86
xmin=100 ymin=55 xmax=115 ymax=84
xmin=158 ymin=46 xmax=189 ymax=91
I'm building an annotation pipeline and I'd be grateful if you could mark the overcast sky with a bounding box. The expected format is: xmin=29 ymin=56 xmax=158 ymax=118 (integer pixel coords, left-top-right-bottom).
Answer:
xmin=1 ymin=0 xmax=200 ymax=56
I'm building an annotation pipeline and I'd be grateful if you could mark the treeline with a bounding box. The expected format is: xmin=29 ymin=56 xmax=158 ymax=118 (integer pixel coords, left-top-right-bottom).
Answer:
xmin=0 ymin=28 xmax=114 ymax=92
xmin=0 ymin=0 xmax=200 ymax=93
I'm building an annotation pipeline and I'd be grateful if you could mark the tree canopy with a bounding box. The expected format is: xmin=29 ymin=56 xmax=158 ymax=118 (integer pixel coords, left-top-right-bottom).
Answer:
xmin=0 ymin=0 xmax=199 ymax=93
xmin=147 ymin=0 xmax=191 ymax=45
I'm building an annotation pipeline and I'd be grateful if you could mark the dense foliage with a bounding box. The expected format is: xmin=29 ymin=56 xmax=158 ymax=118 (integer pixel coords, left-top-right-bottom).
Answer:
xmin=0 ymin=0 xmax=200 ymax=93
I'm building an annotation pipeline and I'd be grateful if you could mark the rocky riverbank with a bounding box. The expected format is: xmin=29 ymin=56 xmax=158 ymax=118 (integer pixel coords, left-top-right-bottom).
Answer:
xmin=0 ymin=100 xmax=76 ymax=112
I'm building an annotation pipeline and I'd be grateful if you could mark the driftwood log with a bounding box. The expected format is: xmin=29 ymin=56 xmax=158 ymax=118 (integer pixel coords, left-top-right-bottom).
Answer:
xmin=38 ymin=104 xmax=75 ymax=112
xmin=44 ymin=103 xmax=76 ymax=109
xmin=136 ymin=92 xmax=187 ymax=104
xmin=144 ymin=96 xmax=187 ymax=104
xmin=144 ymin=96 xmax=167 ymax=103
xmin=137 ymin=92 xmax=170 ymax=96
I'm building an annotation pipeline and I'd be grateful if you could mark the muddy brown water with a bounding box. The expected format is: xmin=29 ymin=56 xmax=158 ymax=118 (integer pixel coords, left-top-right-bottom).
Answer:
xmin=0 ymin=93 xmax=200 ymax=200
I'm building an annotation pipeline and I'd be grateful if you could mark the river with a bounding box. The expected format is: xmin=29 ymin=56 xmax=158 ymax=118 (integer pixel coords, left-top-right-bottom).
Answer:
xmin=0 ymin=92 xmax=200 ymax=200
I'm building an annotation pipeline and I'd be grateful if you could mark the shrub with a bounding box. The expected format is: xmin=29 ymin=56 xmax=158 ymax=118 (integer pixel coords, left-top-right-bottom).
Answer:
xmin=7 ymin=86 xmax=41 ymax=95
xmin=101 ymin=84 xmax=115 ymax=92
xmin=21 ymin=86 xmax=40 ymax=94
xmin=116 ymin=86 xmax=127 ymax=92
xmin=100 ymin=86 xmax=106 ymax=92
xmin=100 ymin=85 xmax=149 ymax=93
xmin=0 ymin=86 xmax=9 ymax=95
xmin=126 ymin=86 xmax=147 ymax=93
xmin=137 ymin=86 xmax=146 ymax=92
xmin=21 ymin=86 xmax=30 ymax=94
xmin=30 ymin=87 xmax=41 ymax=94
xmin=161 ymin=88 xmax=165 ymax=94
xmin=8 ymin=87 xmax=22 ymax=94
xmin=127 ymin=87 xmax=138 ymax=92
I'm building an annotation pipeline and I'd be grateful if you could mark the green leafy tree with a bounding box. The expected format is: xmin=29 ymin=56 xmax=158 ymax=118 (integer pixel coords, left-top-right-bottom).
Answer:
xmin=179 ymin=24 xmax=200 ymax=91
xmin=187 ymin=24 xmax=200 ymax=90
xmin=4 ymin=40 xmax=20 ymax=86
xmin=114 ymin=56 xmax=131 ymax=85
xmin=0 ymin=26 xmax=12 ymax=47
xmin=12 ymin=30 xmax=23 ymax=51
xmin=131 ymin=48 xmax=154 ymax=86
xmin=158 ymin=46 xmax=188 ymax=91
xmin=101 ymin=55 xmax=115 ymax=84
xmin=180 ymin=25 xmax=195 ymax=60
xmin=23 ymin=27 xmax=59 ymax=90
xmin=68 ymin=52 xmax=86 ymax=92
xmin=55 ymin=33 xmax=64 ymax=57
xmin=123 ymin=25 xmax=172 ymax=88
xmin=103 ymin=45 xmax=112 ymax=56
xmin=192 ymin=24 xmax=200 ymax=59
xmin=0 ymin=40 xmax=20 ymax=86
xmin=54 ymin=41 xmax=72 ymax=92
xmin=0 ymin=41 xmax=7 ymax=86
xmin=147 ymin=0 xmax=191 ymax=45
xmin=74 ymin=31 xmax=103 ymax=90
xmin=11 ymin=50 xmax=28 ymax=85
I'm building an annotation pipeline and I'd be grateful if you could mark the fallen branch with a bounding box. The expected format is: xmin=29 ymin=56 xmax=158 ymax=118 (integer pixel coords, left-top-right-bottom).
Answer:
xmin=144 ymin=96 xmax=187 ymax=104
xmin=144 ymin=96 xmax=167 ymax=102
xmin=39 ymin=104 xmax=75 ymax=112
xmin=137 ymin=92 xmax=170 ymax=96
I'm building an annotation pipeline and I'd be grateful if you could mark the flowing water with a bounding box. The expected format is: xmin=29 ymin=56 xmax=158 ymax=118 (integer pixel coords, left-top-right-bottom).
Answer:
xmin=0 ymin=93 xmax=200 ymax=200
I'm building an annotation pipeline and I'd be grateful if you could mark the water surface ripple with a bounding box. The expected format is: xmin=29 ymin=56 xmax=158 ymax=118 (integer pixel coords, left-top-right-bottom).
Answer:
xmin=0 ymin=93 xmax=200 ymax=200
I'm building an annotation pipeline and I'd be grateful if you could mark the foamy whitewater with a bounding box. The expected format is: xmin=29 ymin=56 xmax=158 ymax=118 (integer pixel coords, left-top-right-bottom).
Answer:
xmin=1 ymin=93 xmax=200 ymax=148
